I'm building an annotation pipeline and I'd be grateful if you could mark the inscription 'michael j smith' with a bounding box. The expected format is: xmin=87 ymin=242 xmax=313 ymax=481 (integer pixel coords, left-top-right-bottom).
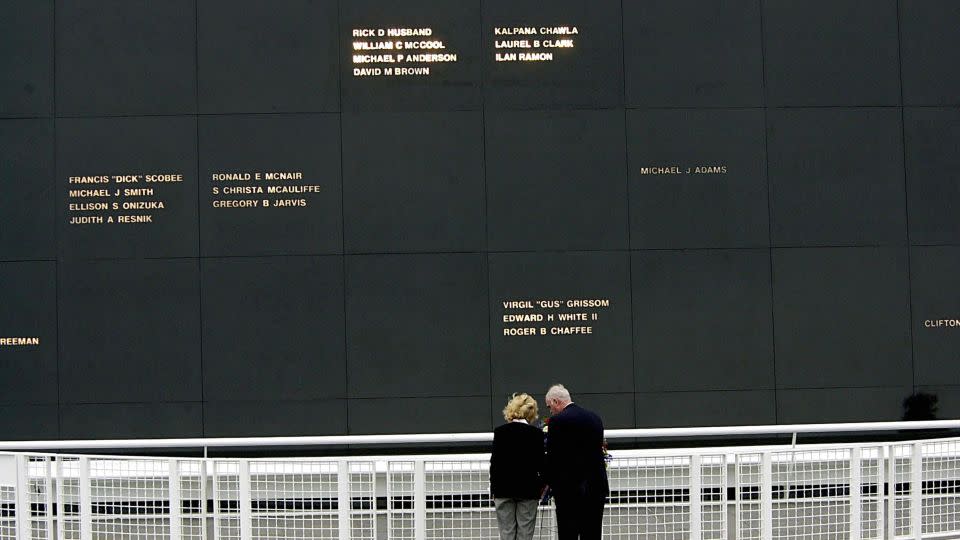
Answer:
xmin=67 ymin=174 xmax=182 ymax=225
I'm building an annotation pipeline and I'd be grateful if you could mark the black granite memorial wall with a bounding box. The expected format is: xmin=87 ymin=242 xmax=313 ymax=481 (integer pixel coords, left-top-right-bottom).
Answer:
xmin=1 ymin=0 xmax=959 ymax=439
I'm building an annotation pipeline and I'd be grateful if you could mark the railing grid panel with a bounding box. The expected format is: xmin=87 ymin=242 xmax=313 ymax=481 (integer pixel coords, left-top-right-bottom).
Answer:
xmin=736 ymin=454 xmax=761 ymax=540
xmin=348 ymin=462 xmax=376 ymax=540
xmin=771 ymin=449 xmax=850 ymax=540
xmin=55 ymin=458 xmax=81 ymax=540
xmin=12 ymin=434 xmax=960 ymax=540
xmin=424 ymin=461 xmax=495 ymax=540
xmin=892 ymin=445 xmax=913 ymax=538
xmin=88 ymin=458 xmax=170 ymax=540
xmin=700 ymin=455 xmax=726 ymax=540
xmin=386 ymin=462 xmax=414 ymax=540
xmin=604 ymin=456 xmax=689 ymax=539
xmin=214 ymin=461 xmax=240 ymax=540
xmin=178 ymin=461 xmax=204 ymax=540
xmin=0 ymin=485 xmax=15 ymax=540
xmin=859 ymin=449 xmax=882 ymax=539
xmin=26 ymin=457 xmax=55 ymax=540
xmin=248 ymin=461 xmax=338 ymax=540
xmin=921 ymin=440 xmax=960 ymax=537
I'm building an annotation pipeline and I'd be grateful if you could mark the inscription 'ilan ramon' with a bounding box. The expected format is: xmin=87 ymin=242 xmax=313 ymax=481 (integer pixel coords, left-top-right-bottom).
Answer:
xmin=494 ymin=26 xmax=578 ymax=62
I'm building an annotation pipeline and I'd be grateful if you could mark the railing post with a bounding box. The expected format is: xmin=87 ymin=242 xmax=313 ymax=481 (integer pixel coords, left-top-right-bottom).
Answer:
xmin=14 ymin=455 xmax=30 ymax=540
xmin=877 ymin=446 xmax=886 ymax=540
xmin=168 ymin=460 xmax=181 ymax=540
xmin=239 ymin=460 xmax=252 ymax=540
xmin=44 ymin=457 xmax=54 ymax=540
xmin=211 ymin=461 xmax=221 ymax=540
xmin=78 ymin=457 xmax=91 ymax=540
xmin=338 ymin=461 xmax=351 ymax=540
xmin=911 ymin=443 xmax=922 ymax=540
xmin=689 ymin=455 xmax=701 ymax=540
xmin=761 ymin=453 xmax=773 ymax=540
xmin=414 ymin=460 xmax=426 ymax=540
xmin=887 ymin=446 xmax=897 ymax=540
xmin=55 ymin=459 xmax=65 ymax=540
xmin=200 ymin=460 xmax=209 ymax=540
xmin=850 ymin=448 xmax=861 ymax=540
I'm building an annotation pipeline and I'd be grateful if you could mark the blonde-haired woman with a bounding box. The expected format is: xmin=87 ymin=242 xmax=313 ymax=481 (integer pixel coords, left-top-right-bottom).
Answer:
xmin=490 ymin=393 xmax=545 ymax=540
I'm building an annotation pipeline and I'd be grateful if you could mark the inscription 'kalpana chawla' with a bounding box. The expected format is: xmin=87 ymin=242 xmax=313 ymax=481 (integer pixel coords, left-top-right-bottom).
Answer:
xmin=66 ymin=174 xmax=182 ymax=225
xmin=494 ymin=26 xmax=578 ymax=62
xmin=352 ymin=27 xmax=458 ymax=77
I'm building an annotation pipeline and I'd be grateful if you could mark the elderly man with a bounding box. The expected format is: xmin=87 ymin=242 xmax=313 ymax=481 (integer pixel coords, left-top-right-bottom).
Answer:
xmin=543 ymin=384 xmax=608 ymax=540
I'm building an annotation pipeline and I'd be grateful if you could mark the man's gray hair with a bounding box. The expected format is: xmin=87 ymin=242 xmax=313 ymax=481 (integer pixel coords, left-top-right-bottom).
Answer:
xmin=546 ymin=384 xmax=571 ymax=403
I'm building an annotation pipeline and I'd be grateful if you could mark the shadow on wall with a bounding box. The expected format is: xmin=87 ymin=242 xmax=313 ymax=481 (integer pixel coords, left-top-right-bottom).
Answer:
xmin=903 ymin=392 xmax=939 ymax=421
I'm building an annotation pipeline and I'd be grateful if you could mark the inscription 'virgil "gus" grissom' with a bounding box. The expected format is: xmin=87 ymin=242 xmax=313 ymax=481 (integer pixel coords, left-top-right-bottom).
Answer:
xmin=501 ymin=298 xmax=611 ymax=336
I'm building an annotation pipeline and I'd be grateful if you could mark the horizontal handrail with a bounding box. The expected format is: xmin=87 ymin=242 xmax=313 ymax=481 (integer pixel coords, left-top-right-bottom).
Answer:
xmin=0 ymin=419 xmax=958 ymax=451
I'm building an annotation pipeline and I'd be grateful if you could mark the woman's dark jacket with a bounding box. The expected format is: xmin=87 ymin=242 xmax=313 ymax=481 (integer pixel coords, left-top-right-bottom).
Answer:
xmin=490 ymin=422 xmax=545 ymax=499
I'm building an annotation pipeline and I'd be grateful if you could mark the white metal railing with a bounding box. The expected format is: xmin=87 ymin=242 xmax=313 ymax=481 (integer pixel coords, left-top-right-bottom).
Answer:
xmin=2 ymin=421 xmax=960 ymax=539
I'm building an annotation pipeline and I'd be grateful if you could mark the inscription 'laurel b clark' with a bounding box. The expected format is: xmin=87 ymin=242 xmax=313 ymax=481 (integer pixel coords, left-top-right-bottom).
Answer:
xmin=494 ymin=26 xmax=578 ymax=62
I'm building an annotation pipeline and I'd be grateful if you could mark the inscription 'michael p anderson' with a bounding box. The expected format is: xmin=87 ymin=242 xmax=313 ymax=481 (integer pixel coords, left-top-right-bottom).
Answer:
xmin=352 ymin=27 xmax=458 ymax=77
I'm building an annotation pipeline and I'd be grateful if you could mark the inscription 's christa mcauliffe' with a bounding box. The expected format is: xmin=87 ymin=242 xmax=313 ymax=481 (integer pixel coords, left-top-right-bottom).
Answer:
xmin=209 ymin=171 xmax=321 ymax=209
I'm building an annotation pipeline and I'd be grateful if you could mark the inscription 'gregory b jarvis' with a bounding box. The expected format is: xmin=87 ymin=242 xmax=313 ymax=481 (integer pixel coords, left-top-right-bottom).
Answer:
xmin=209 ymin=170 xmax=321 ymax=209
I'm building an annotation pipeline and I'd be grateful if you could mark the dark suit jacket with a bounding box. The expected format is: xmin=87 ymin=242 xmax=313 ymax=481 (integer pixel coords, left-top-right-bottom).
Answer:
xmin=490 ymin=422 xmax=545 ymax=499
xmin=544 ymin=403 xmax=609 ymax=498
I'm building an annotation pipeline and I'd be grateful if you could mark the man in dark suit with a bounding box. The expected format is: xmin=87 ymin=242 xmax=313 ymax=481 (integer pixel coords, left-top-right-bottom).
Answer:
xmin=544 ymin=384 xmax=608 ymax=540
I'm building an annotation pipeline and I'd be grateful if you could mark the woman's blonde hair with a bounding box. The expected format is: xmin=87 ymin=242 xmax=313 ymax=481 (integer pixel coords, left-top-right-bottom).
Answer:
xmin=502 ymin=393 xmax=538 ymax=422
